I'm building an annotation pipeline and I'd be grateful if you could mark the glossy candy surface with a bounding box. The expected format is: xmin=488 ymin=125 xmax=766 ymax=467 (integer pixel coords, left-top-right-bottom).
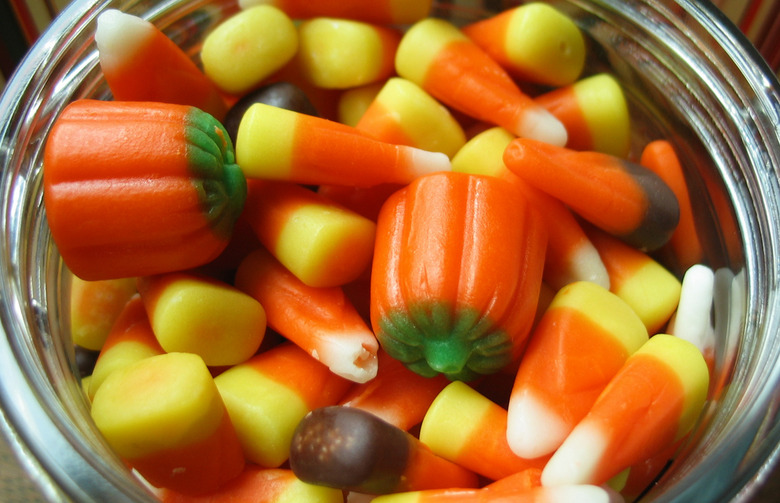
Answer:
xmin=43 ymin=99 xmax=247 ymax=281
xmin=503 ymin=138 xmax=680 ymax=252
xmin=506 ymin=281 xmax=649 ymax=459
xmin=34 ymin=1 xmax=727 ymax=501
xmin=289 ymin=406 xmax=479 ymax=494
xmin=370 ymin=171 xmax=546 ymax=381
xmin=396 ymin=18 xmax=568 ymax=147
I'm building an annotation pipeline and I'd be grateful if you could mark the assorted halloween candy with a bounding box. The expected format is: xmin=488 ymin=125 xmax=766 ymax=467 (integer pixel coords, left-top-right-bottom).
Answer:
xmin=41 ymin=2 xmax=721 ymax=501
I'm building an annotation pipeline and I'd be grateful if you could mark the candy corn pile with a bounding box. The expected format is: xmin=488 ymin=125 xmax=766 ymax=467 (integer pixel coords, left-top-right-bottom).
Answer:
xmin=44 ymin=2 xmax=727 ymax=502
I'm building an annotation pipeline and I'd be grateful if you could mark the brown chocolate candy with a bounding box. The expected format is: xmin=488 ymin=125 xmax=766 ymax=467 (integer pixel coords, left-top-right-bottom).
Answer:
xmin=289 ymin=405 xmax=410 ymax=494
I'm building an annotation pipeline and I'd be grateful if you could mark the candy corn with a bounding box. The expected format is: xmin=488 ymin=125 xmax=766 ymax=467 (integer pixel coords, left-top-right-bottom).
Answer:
xmin=420 ymin=381 xmax=550 ymax=481
xmin=159 ymin=467 xmax=344 ymax=503
xmin=214 ymin=343 xmax=352 ymax=467
xmin=239 ymin=0 xmax=433 ymax=25
xmin=201 ymin=5 xmax=298 ymax=95
xmin=535 ymin=73 xmax=631 ymax=158
xmin=91 ymin=352 xmax=245 ymax=495
xmin=506 ymin=281 xmax=649 ymax=459
xmin=296 ymin=18 xmax=401 ymax=89
xmin=451 ymin=126 xmax=609 ymax=290
xmin=136 ymin=272 xmax=267 ymax=367
xmin=241 ymin=180 xmax=377 ymax=288
xmin=338 ymin=81 xmax=385 ymax=127
xmin=355 ymin=77 xmax=467 ymax=158
xmin=640 ymin=139 xmax=704 ymax=270
xmin=395 ymin=18 xmax=567 ymax=146
xmin=585 ymin=226 xmax=682 ymax=335
xmin=462 ymin=3 xmax=586 ymax=87
xmin=370 ymin=484 xmax=624 ymax=503
xmin=70 ymin=276 xmax=137 ymax=351
xmin=503 ymin=138 xmax=680 ymax=252
xmin=235 ymin=247 xmax=379 ymax=383
xmin=236 ymin=103 xmax=452 ymax=186
xmin=94 ymin=10 xmax=228 ymax=119
xmin=483 ymin=468 xmax=542 ymax=493
xmin=87 ymin=295 xmax=164 ymax=400
xmin=289 ymin=406 xmax=479 ymax=494
xmin=338 ymin=350 xmax=449 ymax=431
xmin=541 ymin=334 xmax=709 ymax=486
xmin=666 ymin=264 xmax=716 ymax=369
xmin=620 ymin=439 xmax=680 ymax=502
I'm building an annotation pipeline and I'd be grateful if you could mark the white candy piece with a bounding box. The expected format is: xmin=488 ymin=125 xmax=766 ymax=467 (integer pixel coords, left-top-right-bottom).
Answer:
xmin=94 ymin=9 xmax=153 ymax=72
xmin=667 ymin=264 xmax=715 ymax=353
xmin=313 ymin=332 xmax=379 ymax=384
xmin=546 ymin=242 xmax=611 ymax=291
xmin=541 ymin=421 xmax=609 ymax=487
xmin=516 ymin=106 xmax=569 ymax=147
xmin=536 ymin=484 xmax=626 ymax=503
xmin=506 ymin=387 xmax=570 ymax=459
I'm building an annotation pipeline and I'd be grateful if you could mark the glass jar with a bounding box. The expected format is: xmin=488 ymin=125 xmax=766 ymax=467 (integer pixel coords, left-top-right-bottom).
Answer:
xmin=1 ymin=0 xmax=779 ymax=501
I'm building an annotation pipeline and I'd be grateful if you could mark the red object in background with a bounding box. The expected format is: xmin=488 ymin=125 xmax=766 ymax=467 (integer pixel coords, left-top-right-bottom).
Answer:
xmin=716 ymin=0 xmax=780 ymax=72
xmin=757 ymin=2 xmax=780 ymax=70
xmin=6 ymin=0 xmax=58 ymax=44
xmin=1 ymin=0 xmax=60 ymax=81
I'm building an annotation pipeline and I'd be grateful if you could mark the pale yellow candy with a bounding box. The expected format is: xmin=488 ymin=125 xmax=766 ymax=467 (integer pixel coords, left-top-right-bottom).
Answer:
xmin=273 ymin=198 xmax=377 ymax=288
xmin=613 ymin=260 xmax=682 ymax=336
xmin=395 ymin=18 xmax=467 ymax=87
xmin=338 ymin=81 xmax=385 ymax=127
xmin=275 ymin=477 xmax=346 ymax=503
xmin=361 ymin=77 xmax=466 ymax=158
xmin=451 ymin=126 xmax=515 ymax=176
xmin=548 ymin=281 xmax=649 ymax=354
xmin=419 ymin=381 xmax=492 ymax=462
xmin=607 ymin=468 xmax=630 ymax=492
xmin=235 ymin=103 xmax=296 ymax=179
xmin=70 ymin=275 xmax=136 ymax=351
xmin=141 ymin=273 xmax=267 ymax=367
xmin=88 ymin=336 xmax=163 ymax=401
xmin=201 ymin=5 xmax=298 ymax=94
xmin=296 ymin=17 xmax=399 ymax=89
xmin=238 ymin=0 xmax=433 ymax=25
xmin=573 ymin=73 xmax=632 ymax=158
xmin=214 ymin=362 xmax=309 ymax=467
xmin=631 ymin=334 xmax=710 ymax=439
xmin=91 ymin=352 xmax=225 ymax=459
xmin=501 ymin=3 xmax=585 ymax=86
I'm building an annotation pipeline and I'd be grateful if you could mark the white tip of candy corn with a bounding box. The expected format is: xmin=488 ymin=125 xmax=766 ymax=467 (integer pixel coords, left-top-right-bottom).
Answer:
xmin=506 ymin=388 xmax=569 ymax=459
xmin=567 ymin=245 xmax=611 ymax=290
xmin=516 ymin=108 xmax=569 ymax=147
xmin=541 ymin=421 xmax=608 ymax=487
xmin=403 ymin=147 xmax=453 ymax=179
xmin=95 ymin=10 xmax=153 ymax=70
xmin=537 ymin=484 xmax=626 ymax=503
xmin=314 ymin=335 xmax=379 ymax=384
